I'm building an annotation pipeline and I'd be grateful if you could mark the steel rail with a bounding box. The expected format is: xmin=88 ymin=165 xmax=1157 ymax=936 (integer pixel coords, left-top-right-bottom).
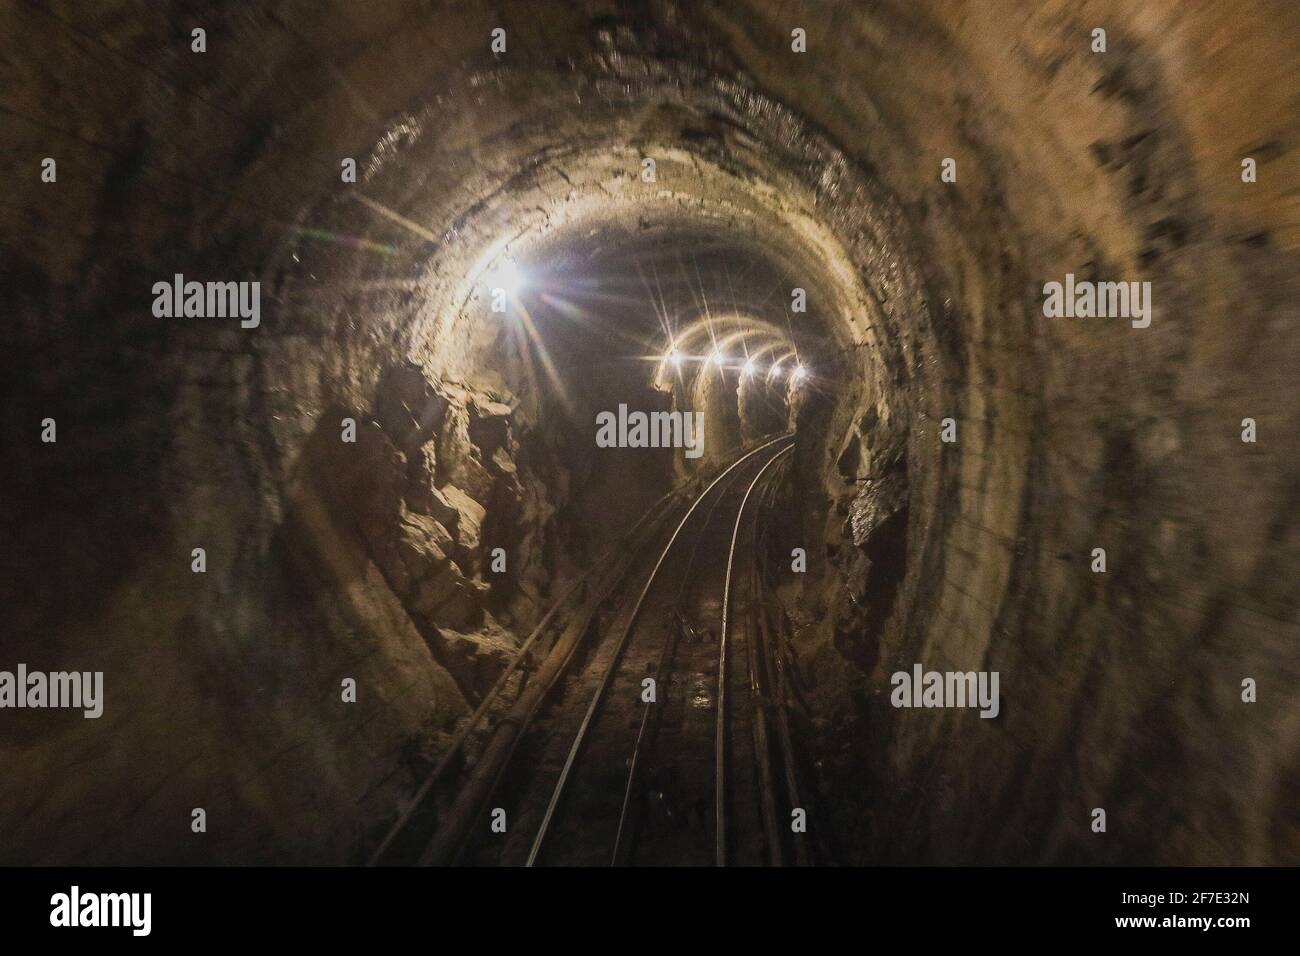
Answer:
xmin=759 ymin=600 xmax=810 ymax=866
xmin=418 ymin=433 xmax=791 ymax=866
xmin=525 ymin=434 xmax=795 ymax=867
xmin=418 ymin=529 xmax=654 ymax=864
xmin=715 ymin=443 xmax=794 ymax=866
xmin=368 ymin=485 xmax=685 ymax=865
xmin=754 ymin=459 xmax=811 ymax=865
xmin=365 ymin=576 xmax=584 ymax=866
xmin=745 ymin=495 xmax=784 ymax=866
xmin=608 ymin=479 xmax=733 ymax=865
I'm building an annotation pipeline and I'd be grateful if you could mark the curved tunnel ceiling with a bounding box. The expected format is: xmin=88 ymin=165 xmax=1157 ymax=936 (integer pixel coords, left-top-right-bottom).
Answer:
xmin=1 ymin=0 xmax=1296 ymax=869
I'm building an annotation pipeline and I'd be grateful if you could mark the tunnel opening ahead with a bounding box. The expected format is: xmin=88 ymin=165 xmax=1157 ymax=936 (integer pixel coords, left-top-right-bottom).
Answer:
xmin=278 ymin=208 xmax=857 ymax=725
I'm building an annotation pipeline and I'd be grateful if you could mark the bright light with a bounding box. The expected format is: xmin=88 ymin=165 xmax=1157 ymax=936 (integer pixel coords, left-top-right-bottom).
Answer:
xmin=665 ymin=348 xmax=682 ymax=366
xmin=743 ymin=359 xmax=756 ymax=376
xmin=488 ymin=255 xmax=525 ymax=298
xmin=793 ymin=364 xmax=808 ymax=382
xmin=770 ymin=364 xmax=784 ymax=379
xmin=711 ymin=349 xmax=725 ymax=367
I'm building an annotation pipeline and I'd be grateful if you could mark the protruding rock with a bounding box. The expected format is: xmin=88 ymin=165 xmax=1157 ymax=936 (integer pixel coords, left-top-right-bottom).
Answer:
xmin=405 ymin=440 xmax=440 ymax=513
xmin=441 ymin=485 xmax=485 ymax=555
xmin=427 ymin=613 xmax=520 ymax=701
xmin=375 ymin=507 xmax=487 ymax=630
xmin=412 ymin=482 xmax=462 ymax=531
xmin=457 ymin=454 xmax=496 ymax=505
xmin=411 ymin=565 xmax=487 ymax=630
xmin=372 ymin=507 xmax=451 ymax=595
xmin=374 ymin=362 xmax=448 ymax=452
xmin=397 ymin=510 xmax=456 ymax=566
xmin=489 ymin=446 xmax=517 ymax=478
xmin=437 ymin=402 xmax=496 ymax=503
xmin=468 ymin=397 xmax=514 ymax=457
xmin=849 ymin=470 xmax=908 ymax=548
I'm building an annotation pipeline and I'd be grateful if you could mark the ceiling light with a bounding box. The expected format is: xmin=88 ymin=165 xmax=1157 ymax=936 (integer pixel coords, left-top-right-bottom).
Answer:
xmin=488 ymin=255 xmax=525 ymax=298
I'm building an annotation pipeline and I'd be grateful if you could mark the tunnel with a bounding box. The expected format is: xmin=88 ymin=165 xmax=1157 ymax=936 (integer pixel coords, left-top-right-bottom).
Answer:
xmin=2 ymin=0 xmax=1297 ymax=871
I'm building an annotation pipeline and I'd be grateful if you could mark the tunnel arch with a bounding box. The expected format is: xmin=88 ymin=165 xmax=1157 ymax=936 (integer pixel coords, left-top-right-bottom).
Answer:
xmin=2 ymin=0 xmax=1295 ymax=867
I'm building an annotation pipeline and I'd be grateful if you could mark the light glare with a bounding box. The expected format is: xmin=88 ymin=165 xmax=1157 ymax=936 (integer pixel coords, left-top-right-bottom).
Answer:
xmin=490 ymin=255 xmax=525 ymax=298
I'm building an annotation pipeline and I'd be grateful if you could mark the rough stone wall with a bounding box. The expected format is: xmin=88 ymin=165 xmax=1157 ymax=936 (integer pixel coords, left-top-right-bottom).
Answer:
xmin=737 ymin=0 xmax=1299 ymax=864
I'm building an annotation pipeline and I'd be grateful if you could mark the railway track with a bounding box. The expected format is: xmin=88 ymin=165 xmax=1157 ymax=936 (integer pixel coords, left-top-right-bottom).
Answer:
xmin=370 ymin=434 xmax=808 ymax=867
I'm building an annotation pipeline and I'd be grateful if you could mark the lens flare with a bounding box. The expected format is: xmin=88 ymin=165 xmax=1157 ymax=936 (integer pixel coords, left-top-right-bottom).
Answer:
xmin=489 ymin=255 xmax=525 ymax=298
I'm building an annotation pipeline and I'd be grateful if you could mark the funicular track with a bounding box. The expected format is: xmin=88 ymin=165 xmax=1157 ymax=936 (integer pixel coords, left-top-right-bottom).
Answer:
xmin=369 ymin=433 xmax=811 ymax=867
